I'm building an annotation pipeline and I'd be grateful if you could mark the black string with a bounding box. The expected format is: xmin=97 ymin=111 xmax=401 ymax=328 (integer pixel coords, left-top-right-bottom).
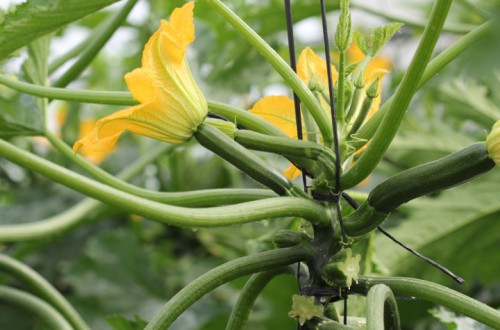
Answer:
xmin=283 ymin=3 xmax=308 ymax=329
xmin=340 ymin=192 xmax=465 ymax=285
xmin=284 ymin=0 xmax=308 ymax=191
xmin=319 ymin=0 xmax=347 ymax=245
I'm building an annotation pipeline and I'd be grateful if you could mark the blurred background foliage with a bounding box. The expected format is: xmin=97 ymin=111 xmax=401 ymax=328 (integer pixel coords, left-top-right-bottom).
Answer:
xmin=0 ymin=0 xmax=499 ymax=329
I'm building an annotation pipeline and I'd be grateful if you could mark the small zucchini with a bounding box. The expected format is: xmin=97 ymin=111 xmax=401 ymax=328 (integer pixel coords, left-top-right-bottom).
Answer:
xmin=345 ymin=142 xmax=497 ymax=237
xmin=370 ymin=142 xmax=495 ymax=213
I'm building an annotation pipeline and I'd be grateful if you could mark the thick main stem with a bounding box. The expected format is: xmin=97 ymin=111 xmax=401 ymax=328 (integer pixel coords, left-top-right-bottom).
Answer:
xmin=145 ymin=245 xmax=313 ymax=329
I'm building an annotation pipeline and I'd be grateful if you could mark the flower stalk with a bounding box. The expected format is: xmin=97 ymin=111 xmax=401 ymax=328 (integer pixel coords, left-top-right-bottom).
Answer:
xmin=341 ymin=0 xmax=453 ymax=189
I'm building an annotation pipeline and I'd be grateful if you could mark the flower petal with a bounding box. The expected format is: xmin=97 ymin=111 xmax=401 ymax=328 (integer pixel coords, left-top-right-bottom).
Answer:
xmin=125 ymin=68 xmax=156 ymax=103
xmin=77 ymin=119 xmax=114 ymax=164
xmin=298 ymin=47 xmax=338 ymax=90
xmin=159 ymin=2 xmax=195 ymax=65
xmin=73 ymin=102 xmax=193 ymax=153
xmin=283 ymin=164 xmax=302 ymax=180
xmin=249 ymin=96 xmax=299 ymax=138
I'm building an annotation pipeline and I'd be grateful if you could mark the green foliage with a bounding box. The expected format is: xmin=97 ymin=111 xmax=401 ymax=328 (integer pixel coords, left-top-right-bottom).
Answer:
xmin=334 ymin=0 xmax=352 ymax=51
xmin=288 ymin=295 xmax=324 ymax=325
xmin=0 ymin=95 xmax=43 ymax=137
xmin=354 ymin=22 xmax=404 ymax=57
xmin=0 ymin=0 xmax=120 ymax=60
xmin=430 ymin=306 xmax=492 ymax=330
xmin=106 ymin=315 xmax=148 ymax=330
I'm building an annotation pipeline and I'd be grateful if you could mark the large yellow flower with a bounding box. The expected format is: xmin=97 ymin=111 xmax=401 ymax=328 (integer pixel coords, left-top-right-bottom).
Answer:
xmin=250 ymin=45 xmax=390 ymax=179
xmin=74 ymin=2 xmax=207 ymax=153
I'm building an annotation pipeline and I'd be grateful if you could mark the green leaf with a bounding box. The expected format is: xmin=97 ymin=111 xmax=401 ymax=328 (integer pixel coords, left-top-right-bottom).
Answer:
xmin=438 ymin=79 xmax=499 ymax=129
xmin=372 ymin=170 xmax=500 ymax=288
xmin=334 ymin=0 xmax=352 ymax=51
xmin=0 ymin=0 xmax=121 ymax=60
xmin=0 ymin=95 xmax=44 ymax=137
xmin=386 ymin=115 xmax=476 ymax=168
xmin=106 ymin=315 xmax=147 ymax=330
xmin=430 ymin=306 xmax=491 ymax=330
xmin=354 ymin=22 xmax=403 ymax=56
xmin=288 ymin=295 xmax=324 ymax=326
xmin=22 ymin=34 xmax=52 ymax=86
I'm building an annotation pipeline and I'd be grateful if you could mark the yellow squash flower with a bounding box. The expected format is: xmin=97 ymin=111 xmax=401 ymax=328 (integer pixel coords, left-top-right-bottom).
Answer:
xmin=74 ymin=2 xmax=207 ymax=153
xmin=250 ymin=45 xmax=390 ymax=179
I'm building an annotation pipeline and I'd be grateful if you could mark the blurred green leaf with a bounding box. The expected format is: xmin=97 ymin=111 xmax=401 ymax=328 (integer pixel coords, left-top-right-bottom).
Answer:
xmin=372 ymin=170 xmax=500 ymax=288
xmin=106 ymin=315 xmax=147 ymax=330
xmin=22 ymin=35 xmax=52 ymax=86
xmin=354 ymin=22 xmax=403 ymax=57
xmin=438 ymin=79 xmax=499 ymax=129
xmin=0 ymin=0 xmax=121 ymax=60
xmin=0 ymin=95 xmax=44 ymax=137
xmin=430 ymin=306 xmax=492 ymax=330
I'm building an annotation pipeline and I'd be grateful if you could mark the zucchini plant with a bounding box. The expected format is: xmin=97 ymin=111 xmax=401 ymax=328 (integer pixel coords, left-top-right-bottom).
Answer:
xmin=0 ymin=0 xmax=498 ymax=329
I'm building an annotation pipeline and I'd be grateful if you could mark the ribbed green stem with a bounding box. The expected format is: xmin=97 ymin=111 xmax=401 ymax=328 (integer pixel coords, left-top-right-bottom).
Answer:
xmin=226 ymin=269 xmax=287 ymax=330
xmin=0 ymin=73 xmax=283 ymax=139
xmin=353 ymin=277 xmax=500 ymax=329
xmin=366 ymin=284 xmax=400 ymax=330
xmin=0 ymin=74 xmax=136 ymax=105
xmin=337 ymin=51 xmax=347 ymax=124
xmin=52 ymin=0 xmax=138 ymax=87
xmin=236 ymin=129 xmax=335 ymax=160
xmin=347 ymin=94 xmax=374 ymax=138
xmin=0 ymin=138 xmax=166 ymax=241
xmin=0 ymin=254 xmax=89 ymax=330
xmin=352 ymin=20 xmax=492 ymax=150
xmin=0 ymin=285 xmax=72 ymax=330
xmin=45 ymin=131 xmax=276 ymax=206
xmin=145 ymin=245 xmax=313 ymax=330
xmin=206 ymin=0 xmax=333 ymax=147
xmin=0 ymin=139 xmax=331 ymax=227
xmin=208 ymin=101 xmax=286 ymax=137
xmin=195 ymin=123 xmax=307 ymax=198
xmin=0 ymin=198 xmax=102 ymax=242
xmin=345 ymin=86 xmax=363 ymax=123
xmin=235 ymin=129 xmax=336 ymax=184
xmin=341 ymin=0 xmax=452 ymax=189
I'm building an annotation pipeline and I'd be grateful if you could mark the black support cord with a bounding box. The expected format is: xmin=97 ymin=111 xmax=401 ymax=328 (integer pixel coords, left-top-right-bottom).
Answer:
xmin=283 ymin=3 xmax=307 ymax=329
xmin=340 ymin=192 xmax=465 ymax=285
xmin=284 ymin=0 xmax=308 ymax=191
xmin=319 ymin=0 xmax=347 ymax=245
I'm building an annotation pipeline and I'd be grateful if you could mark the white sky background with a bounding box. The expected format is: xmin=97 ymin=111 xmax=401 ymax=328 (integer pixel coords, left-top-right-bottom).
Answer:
xmin=0 ymin=0 xmax=26 ymax=11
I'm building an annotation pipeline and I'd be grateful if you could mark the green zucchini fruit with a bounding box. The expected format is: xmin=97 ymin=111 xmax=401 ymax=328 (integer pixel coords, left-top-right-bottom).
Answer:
xmin=195 ymin=123 xmax=305 ymax=197
xmin=345 ymin=142 xmax=496 ymax=237
xmin=370 ymin=142 xmax=495 ymax=213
